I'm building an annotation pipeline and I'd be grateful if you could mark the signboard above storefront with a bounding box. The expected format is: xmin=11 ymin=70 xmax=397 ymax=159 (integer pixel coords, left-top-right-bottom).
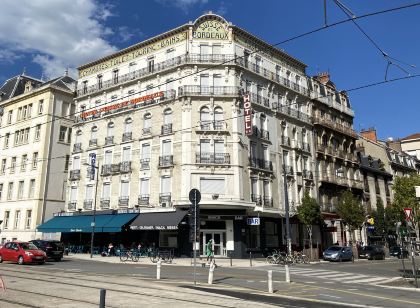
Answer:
xmin=193 ymin=19 xmax=228 ymax=40
xmin=247 ymin=217 xmax=260 ymax=226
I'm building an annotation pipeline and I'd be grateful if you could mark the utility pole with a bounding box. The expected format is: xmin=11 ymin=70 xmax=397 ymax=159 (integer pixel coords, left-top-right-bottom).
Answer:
xmin=282 ymin=152 xmax=291 ymax=255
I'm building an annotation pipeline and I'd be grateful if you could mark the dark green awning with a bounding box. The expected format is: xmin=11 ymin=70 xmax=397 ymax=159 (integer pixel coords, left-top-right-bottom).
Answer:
xmin=37 ymin=213 xmax=138 ymax=233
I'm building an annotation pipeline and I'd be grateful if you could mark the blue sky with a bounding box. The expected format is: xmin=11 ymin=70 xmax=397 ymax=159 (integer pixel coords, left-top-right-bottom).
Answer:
xmin=0 ymin=0 xmax=419 ymax=140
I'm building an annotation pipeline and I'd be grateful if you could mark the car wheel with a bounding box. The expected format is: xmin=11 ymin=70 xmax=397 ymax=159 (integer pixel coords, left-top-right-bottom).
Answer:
xmin=18 ymin=256 xmax=24 ymax=265
xmin=38 ymin=261 xmax=45 ymax=265
xmin=339 ymin=256 xmax=342 ymax=262
xmin=54 ymin=258 xmax=61 ymax=262
xmin=0 ymin=254 xmax=3 ymax=263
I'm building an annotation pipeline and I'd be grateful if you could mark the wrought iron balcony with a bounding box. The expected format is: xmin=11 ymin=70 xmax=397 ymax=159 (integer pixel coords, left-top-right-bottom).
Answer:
xmin=251 ymin=194 xmax=262 ymax=206
xmin=119 ymin=161 xmax=132 ymax=173
xmin=281 ymin=136 xmax=290 ymax=146
xmin=312 ymin=116 xmax=357 ymax=139
xmin=159 ymin=155 xmax=174 ymax=167
xmin=138 ymin=194 xmax=150 ymax=206
xmin=198 ymin=121 xmax=227 ymax=131
xmin=118 ymin=196 xmax=129 ymax=207
xmin=283 ymin=165 xmax=294 ymax=176
xmin=142 ymin=127 xmax=152 ymax=136
xmin=140 ymin=158 xmax=150 ymax=170
xmin=68 ymin=201 xmax=77 ymax=210
xmin=101 ymin=164 xmax=113 ymax=176
xmin=178 ymin=85 xmax=240 ymax=96
xmin=250 ymin=93 xmax=270 ymax=108
xmin=321 ymin=203 xmax=337 ymax=213
xmin=302 ymin=142 xmax=310 ymax=152
xmin=100 ymin=198 xmax=110 ymax=209
xmin=89 ymin=139 xmax=98 ymax=147
xmin=161 ymin=123 xmax=173 ymax=135
xmin=252 ymin=126 xmax=270 ymax=141
xmin=249 ymin=157 xmax=273 ymax=171
xmin=122 ymin=132 xmax=132 ymax=142
xmin=188 ymin=53 xmax=236 ymax=63
xmin=111 ymin=163 xmax=120 ymax=173
xmin=263 ymin=196 xmax=273 ymax=207
xmin=83 ymin=199 xmax=93 ymax=210
xmin=302 ymin=170 xmax=313 ymax=180
xmin=73 ymin=143 xmax=82 ymax=153
xmin=69 ymin=169 xmax=81 ymax=181
xmin=105 ymin=136 xmax=114 ymax=145
xmin=196 ymin=153 xmax=230 ymax=164
xmin=159 ymin=193 xmax=171 ymax=204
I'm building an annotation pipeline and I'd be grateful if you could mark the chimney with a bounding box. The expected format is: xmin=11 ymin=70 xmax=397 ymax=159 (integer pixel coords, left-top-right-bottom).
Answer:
xmin=360 ymin=127 xmax=377 ymax=142
xmin=317 ymin=72 xmax=330 ymax=85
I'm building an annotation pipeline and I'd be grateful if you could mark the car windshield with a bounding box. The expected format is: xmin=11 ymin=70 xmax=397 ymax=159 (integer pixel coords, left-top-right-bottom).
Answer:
xmin=327 ymin=247 xmax=342 ymax=251
xmin=362 ymin=246 xmax=373 ymax=251
xmin=20 ymin=243 xmax=39 ymax=250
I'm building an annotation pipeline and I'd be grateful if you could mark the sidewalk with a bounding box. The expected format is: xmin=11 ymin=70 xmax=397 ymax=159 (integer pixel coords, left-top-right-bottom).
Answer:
xmin=66 ymin=253 xmax=269 ymax=267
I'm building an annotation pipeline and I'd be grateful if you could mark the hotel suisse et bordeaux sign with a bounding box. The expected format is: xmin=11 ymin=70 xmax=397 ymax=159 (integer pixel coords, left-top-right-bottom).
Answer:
xmin=192 ymin=19 xmax=229 ymax=40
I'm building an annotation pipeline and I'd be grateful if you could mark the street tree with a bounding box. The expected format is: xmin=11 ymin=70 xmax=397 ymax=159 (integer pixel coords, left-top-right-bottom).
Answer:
xmin=372 ymin=198 xmax=385 ymax=239
xmin=337 ymin=190 xmax=365 ymax=244
xmin=297 ymin=191 xmax=321 ymax=260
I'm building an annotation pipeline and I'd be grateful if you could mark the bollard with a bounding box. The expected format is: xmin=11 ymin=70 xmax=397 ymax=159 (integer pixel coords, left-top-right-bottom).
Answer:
xmin=157 ymin=260 xmax=162 ymax=280
xmin=285 ymin=264 xmax=291 ymax=283
xmin=230 ymin=255 xmax=232 ymax=267
xmin=268 ymin=270 xmax=273 ymax=293
xmin=99 ymin=289 xmax=106 ymax=308
xmin=249 ymin=251 xmax=253 ymax=267
xmin=208 ymin=261 xmax=216 ymax=284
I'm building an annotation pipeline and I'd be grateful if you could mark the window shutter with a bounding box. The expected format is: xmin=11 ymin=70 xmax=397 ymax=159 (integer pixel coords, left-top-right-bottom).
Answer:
xmin=85 ymin=185 xmax=93 ymax=199
xmin=104 ymin=151 xmax=112 ymax=164
xmin=142 ymin=144 xmax=150 ymax=159
xmin=121 ymin=181 xmax=129 ymax=196
xmin=162 ymin=140 xmax=171 ymax=155
xmin=70 ymin=187 xmax=77 ymax=201
xmin=212 ymin=45 xmax=221 ymax=55
xmin=102 ymin=183 xmax=110 ymax=198
xmin=251 ymin=179 xmax=258 ymax=194
xmin=200 ymin=44 xmax=210 ymax=55
xmin=213 ymin=75 xmax=222 ymax=87
xmin=124 ymin=120 xmax=132 ymax=133
xmin=200 ymin=75 xmax=210 ymax=87
xmin=164 ymin=111 xmax=172 ymax=124
xmin=214 ymin=140 xmax=224 ymax=154
xmin=161 ymin=176 xmax=171 ymax=193
xmin=144 ymin=116 xmax=151 ymax=128
xmin=200 ymin=179 xmax=225 ymax=194
xmin=73 ymin=157 xmax=80 ymax=169
xmin=122 ymin=147 xmax=131 ymax=161
xmin=140 ymin=179 xmax=149 ymax=194
xmin=200 ymin=139 xmax=211 ymax=154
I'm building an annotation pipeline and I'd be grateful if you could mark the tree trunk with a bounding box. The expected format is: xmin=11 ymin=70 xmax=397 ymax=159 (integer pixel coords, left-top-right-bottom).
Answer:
xmin=307 ymin=225 xmax=313 ymax=261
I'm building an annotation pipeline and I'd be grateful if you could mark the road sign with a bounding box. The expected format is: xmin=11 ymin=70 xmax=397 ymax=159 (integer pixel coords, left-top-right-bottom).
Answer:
xmin=189 ymin=189 xmax=201 ymax=204
xmin=89 ymin=153 xmax=96 ymax=180
xmin=404 ymin=208 xmax=413 ymax=221
xmin=247 ymin=217 xmax=260 ymax=225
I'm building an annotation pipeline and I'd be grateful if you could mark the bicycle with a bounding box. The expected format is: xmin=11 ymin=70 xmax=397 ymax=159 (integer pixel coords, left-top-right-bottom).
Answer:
xmin=120 ymin=249 xmax=139 ymax=262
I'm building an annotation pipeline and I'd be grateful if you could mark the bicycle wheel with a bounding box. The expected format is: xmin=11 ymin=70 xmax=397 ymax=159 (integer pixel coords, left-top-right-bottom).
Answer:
xmin=266 ymin=256 xmax=275 ymax=264
xmin=120 ymin=252 xmax=128 ymax=262
xmin=150 ymin=254 xmax=158 ymax=263
xmin=132 ymin=253 xmax=139 ymax=262
xmin=302 ymin=255 xmax=309 ymax=264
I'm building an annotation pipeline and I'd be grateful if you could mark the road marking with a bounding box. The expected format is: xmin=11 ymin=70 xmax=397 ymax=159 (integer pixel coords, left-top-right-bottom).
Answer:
xmin=259 ymin=280 xmax=266 ymax=283
xmin=373 ymin=277 xmax=400 ymax=284
xmin=323 ymin=281 xmax=334 ymax=284
xmin=319 ymin=294 xmax=341 ymax=299
xmin=344 ymin=277 xmax=386 ymax=284
xmin=246 ymin=280 xmax=255 ymax=283
xmin=305 ymin=281 xmax=316 ymax=284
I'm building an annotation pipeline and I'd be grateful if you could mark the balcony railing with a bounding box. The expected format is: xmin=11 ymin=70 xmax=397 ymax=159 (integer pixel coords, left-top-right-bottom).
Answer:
xmin=159 ymin=193 xmax=171 ymax=205
xmin=321 ymin=203 xmax=337 ymax=213
xmin=302 ymin=142 xmax=310 ymax=152
xmin=188 ymin=53 xmax=236 ymax=63
xmin=250 ymin=92 xmax=270 ymax=108
xmin=89 ymin=139 xmax=98 ymax=147
xmin=251 ymin=194 xmax=262 ymax=206
xmin=83 ymin=200 xmax=93 ymax=210
xmin=311 ymin=93 xmax=355 ymax=116
xmin=100 ymin=198 xmax=110 ymax=209
xmin=249 ymin=157 xmax=273 ymax=171
xmin=281 ymin=136 xmax=290 ymax=146
xmin=312 ymin=116 xmax=357 ymax=139
xmin=122 ymin=132 xmax=132 ymax=142
xmin=198 ymin=121 xmax=227 ymax=131
xmin=275 ymin=105 xmax=310 ymax=123
xmin=105 ymin=136 xmax=114 ymax=145
xmin=140 ymin=158 xmax=150 ymax=170
xmin=263 ymin=196 xmax=273 ymax=207
xmin=138 ymin=194 xmax=150 ymax=206
xmin=68 ymin=201 xmax=77 ymax=210
xmin=69 ymin=169 xmax=81 ymax=181
xmin=302 ymin=170 xmax=313 ymax=180
xmin=161 ymin=124 xmax=173 ymax=135
xmin=196 ymin=153 xmax=230 ymax=164
xmin=178 ymin=85 xmax=240 ymax=96
xmin=283 ymin=165 xmax=293 ymax=175
xmin=118 ymin=196 xmax=129 ymax=207
xmin=111 ymin=163 xmax=120 ymax=173
xmin=120 ymin=161 xmax=132 ymax=173
xmin=73 ymin=143 xmax=82 ymax=153
xmin=101 ymin=164 xmax=112 ymax=176
xmin=142 ymin=127 xmax=152 ymax=136
xmin=252 ymin=126 xmax=270 ymax=141
xmin=159 ymin=155 xmax=174 ymax=167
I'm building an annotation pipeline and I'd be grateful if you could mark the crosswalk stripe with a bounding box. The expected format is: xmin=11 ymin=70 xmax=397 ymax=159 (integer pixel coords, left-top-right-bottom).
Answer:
xmin=315 ymin=273 xmax=358 ymax=279
xmin=344 ymin=277 xmax=386 ymax=283
xmin=373 ymin=277 xmax=400 ymax=284
xmin=329 ymin=275 xmax=367 ymax=281
xmin=299 ymin=271 xmax=341 ymax=276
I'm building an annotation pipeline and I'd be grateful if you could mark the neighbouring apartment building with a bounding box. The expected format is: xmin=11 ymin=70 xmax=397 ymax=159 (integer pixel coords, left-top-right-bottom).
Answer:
xmin=0 ymin=74 xmax=76 ymax=242
xmin=53 ymin=13 xmax=359 ymax=257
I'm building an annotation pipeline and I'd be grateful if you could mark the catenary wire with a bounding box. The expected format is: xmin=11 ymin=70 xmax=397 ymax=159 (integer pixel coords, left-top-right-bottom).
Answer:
xmin=0 ymin=2 xmax=419 ymax=142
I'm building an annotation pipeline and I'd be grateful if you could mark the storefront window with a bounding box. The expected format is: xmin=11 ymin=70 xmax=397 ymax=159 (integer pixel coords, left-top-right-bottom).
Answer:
xmin=265 ymin=221 xmax=279 ymax=247
xmin=159 ymin=231 xmax=177 ymax=248
xmin=248 ymin=225 xmax=260 ymax=249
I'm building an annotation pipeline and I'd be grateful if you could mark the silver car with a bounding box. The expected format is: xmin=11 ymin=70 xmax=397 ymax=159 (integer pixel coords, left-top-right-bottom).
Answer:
xmin=323 ymin=246 xmax=354 ymax=262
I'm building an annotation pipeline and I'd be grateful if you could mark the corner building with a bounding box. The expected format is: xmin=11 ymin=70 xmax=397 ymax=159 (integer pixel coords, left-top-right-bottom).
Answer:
xmin=69 ymin=14 xmax=354 ymax=257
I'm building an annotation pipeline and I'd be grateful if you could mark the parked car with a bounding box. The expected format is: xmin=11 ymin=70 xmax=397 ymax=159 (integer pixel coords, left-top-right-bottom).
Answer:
xmin=389 ymin=246 xmax=408 ymax=259
xmin=359 ymin=245 xmax=385 ymax=260
xmin=0 ymin=241 xmax=47 ymax=265
xmin=30 ymin=240 xmax=64 ymax=261
xmin=323 ymin=246 xmax=354 ymax=262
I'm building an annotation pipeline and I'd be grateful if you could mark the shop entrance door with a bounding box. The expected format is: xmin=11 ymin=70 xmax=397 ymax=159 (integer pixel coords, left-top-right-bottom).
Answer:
xmin=201 ymin=231 xmax=224 ymax=257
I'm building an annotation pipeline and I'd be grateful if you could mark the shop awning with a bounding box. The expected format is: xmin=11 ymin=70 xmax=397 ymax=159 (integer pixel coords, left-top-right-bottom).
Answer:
xmin=37 ymin=213 xmax=138 ymax=233
xmin=129 ymin=210 xmax=187 ymax=230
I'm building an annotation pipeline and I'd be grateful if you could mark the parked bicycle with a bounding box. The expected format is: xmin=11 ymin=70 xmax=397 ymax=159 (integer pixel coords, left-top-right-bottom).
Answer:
xmin=119 ymin=249 xmax=139 ymax=262
xmin=149 ymin=249 xmax=174 ymax=263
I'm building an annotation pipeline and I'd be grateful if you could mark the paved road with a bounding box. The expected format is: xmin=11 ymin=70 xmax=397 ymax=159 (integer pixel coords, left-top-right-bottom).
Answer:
xmin=0 ymin=257 xmax=419 ymax=307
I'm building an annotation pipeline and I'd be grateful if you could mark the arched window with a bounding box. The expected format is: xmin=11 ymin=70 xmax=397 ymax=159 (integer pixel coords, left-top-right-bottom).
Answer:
xmin=124 ymin=118 xmax=133 ymax=133
xmin=91 ymin=126 xmax=97 ymax=140
xmin=163 ymin=109 xmax=172 ymax=125
xmin=75 ymin=130 xmax=82 ymax=144
xmin=214 ymin=107 xmax=224 ymax=130
xmin=200 ymin=106 xmax=211 ymax=129
xmin=143 ymin=113 xmax=152 ymax=135
xmin=107 ymin=122 xmax=114 ymax=137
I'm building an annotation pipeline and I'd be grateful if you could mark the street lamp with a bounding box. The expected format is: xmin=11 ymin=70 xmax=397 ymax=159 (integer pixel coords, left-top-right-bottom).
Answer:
xmin=83 ymin=160 xmax=100 ymax=259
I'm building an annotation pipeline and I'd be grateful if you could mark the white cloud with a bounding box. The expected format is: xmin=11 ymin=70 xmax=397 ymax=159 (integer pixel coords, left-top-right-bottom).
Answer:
xmin=0 ymin=50 xmax=22 ymax=64
xmin=0 ymin=0 xmax=117 ymax=79
xmin=156 ymin=0 xmax=208 ymax=11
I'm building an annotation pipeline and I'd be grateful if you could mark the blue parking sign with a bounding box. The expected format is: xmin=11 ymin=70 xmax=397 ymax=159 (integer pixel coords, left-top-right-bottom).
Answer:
xmin=247 ymin=217 xmax=260 ymax=225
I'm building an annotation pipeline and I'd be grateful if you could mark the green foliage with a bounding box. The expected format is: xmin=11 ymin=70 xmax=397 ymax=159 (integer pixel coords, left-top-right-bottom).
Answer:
xmin=372 ymin=198 xmax=385 ymax=238
xmin=392 ymin=174 xmax=420 ymax=224
xmin=384 ymin=204 xmax=404 ymax=235
xmin=297 ymin=191 xmax=321 ymax=227
xmin=337 ymin=190 xmax=365 ymax=233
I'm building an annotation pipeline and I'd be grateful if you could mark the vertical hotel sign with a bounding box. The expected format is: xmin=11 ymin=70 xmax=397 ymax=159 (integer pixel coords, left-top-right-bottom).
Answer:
xmin=243 ymin=94 xmax=252 ymax=136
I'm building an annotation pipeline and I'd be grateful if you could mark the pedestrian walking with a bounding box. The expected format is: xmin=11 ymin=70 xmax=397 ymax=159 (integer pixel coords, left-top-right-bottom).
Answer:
xmin=206 ymin=239 xmax=214 ymax=264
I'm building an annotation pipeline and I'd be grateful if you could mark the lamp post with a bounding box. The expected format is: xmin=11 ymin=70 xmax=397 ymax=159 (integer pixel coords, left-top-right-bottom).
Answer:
xmin=282 ymin=151 xmax=292 ymax=256
xmin=83 ymin=158 xmax=100 ymax=259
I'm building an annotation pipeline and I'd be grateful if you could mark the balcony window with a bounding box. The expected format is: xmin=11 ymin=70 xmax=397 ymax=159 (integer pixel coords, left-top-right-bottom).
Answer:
xmin=139 ymin=178 xmax=150 ymax=205
xmin=113 ymin=70 xmax=119 ymax=84
xmin=97 ymin=75 xmax=103 ymax=90
xmin=143 ymin=113 xmax=152 ymax=135
xmin=123 ymin=118 xmax=133 ymax=141
xmin=141 ymin=143 xmax=150 ymax=170
xmin=147 ymin=57 xmax=154 ymax=73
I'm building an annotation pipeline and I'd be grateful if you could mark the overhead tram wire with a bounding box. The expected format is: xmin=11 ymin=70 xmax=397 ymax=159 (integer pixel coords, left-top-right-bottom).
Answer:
xmin=5 ymin=72 xmax=420 ymax=174
xmin=0 ymin=1 xmax=419 ymax=143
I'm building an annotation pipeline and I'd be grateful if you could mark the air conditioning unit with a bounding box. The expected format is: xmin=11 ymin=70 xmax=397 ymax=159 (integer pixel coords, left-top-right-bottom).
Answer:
xmin=161 ymin=202 xmax=167 ymax=208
